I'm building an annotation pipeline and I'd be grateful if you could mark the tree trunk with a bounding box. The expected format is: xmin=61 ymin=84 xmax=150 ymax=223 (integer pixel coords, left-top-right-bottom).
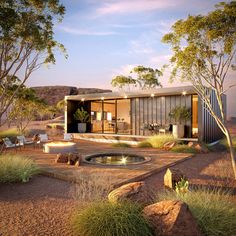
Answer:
xmin=225 ymin=128 xmax=236 ymax=179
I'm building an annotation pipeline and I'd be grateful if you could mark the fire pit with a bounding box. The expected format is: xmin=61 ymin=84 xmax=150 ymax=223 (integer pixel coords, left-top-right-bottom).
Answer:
xmin=43 ymin=141 xmax=77 ymax=154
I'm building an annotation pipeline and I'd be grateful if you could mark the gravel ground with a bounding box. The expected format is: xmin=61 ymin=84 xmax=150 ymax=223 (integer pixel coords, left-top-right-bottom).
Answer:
xmin=0 ymin=151 xmax=235 ymax=236
xmin=0 ymin=176 xmax=77 ymax=236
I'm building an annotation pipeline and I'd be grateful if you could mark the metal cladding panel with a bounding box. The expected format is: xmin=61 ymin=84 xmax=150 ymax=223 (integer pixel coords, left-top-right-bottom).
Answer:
xmin=199 ymin=91 xmax=225 ymax=143
xmin=139 ymin=98 xmax=144 ymax=136
xmin=130 ymin=95 xmax=192 ymax=136
xmin=131 ymin=99 xmax=136 ymax=135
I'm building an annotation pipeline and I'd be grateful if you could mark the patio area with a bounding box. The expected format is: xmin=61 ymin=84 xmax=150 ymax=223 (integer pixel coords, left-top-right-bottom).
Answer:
xmin=15 ymin=139 xmax=194 ymax=187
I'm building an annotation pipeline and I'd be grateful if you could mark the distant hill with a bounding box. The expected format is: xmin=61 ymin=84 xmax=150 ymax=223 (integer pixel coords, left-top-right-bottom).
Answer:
xmin=31 ymin=86 xmax=112 ymax=105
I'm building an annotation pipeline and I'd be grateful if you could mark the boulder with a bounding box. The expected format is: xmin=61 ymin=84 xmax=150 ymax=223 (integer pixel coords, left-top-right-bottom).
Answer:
xmin=67 ymin=153 xmax=81 ymax=165
xmin=164 ymin=168 xmax=187 ymax=189
xmin=108 ymin=182 xmax=152 ymax=205
xmin=143 ymin=200 xmax=201 ymax=236
xmin=163 ymin=141 xmax=176 ymax=150
xmin=56 ymin=153 xmax=68 ymax=163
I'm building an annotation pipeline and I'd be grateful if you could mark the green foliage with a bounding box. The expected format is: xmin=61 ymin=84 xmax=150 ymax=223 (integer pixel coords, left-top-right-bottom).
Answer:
xmin=111 ymin=75 xmax=136 ymax=89
xmin=131 ymin=65 xmax=163 ymax=89
xmin=8 ymin=87 xmax=48 ymax=134
xmin=0 ymin=0 xmax=66 ymax=123
xmin=137 ymin=141 xmax=153 ymax=148
xmin=169 ymin=106 xmax=191 ymax=124
xmin=219 ymin=136 xmax=236 ymax=150
xmin=175 ymin=178 xmax=189 ymax=194
xmin=0 ymin=154 xmax=40 ymax=183
xmin=73 ymin=107 xmax=90 ymax=123
xmin=147 ymin=134 xmax=176 ymax=149
xmin=157 ymin=188 xmax=236 ymax=236
xmin=56 ymin=99 xmax=65 ymax=113
xmin=112 ymin=142 xmax=131 ymax=148
xmin=111 ymin=65 xmax=162 ymax=90
xmin=171 ymin=144 xmax=197 ymax=153
xmin=0 ymin=128 xmax=19 ymax=139
xmin=71 ymin=201 xmax=153 ymax=236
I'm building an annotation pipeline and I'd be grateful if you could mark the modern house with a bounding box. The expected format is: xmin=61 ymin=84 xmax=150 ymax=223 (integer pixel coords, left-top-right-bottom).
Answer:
xmin=65 ymin=86 xmax=225 ymax=143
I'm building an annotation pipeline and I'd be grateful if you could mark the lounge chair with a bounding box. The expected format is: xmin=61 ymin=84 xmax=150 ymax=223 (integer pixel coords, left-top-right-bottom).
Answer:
xmin=63 ymin=133 xmax=73 ymax=142
xmin=17 ymin=135 xmax=34 ymax=148
xmin=35 ymin=134 xmax=52 ymax=148
xmin=1 ymin=137 xmax=22 ymax=152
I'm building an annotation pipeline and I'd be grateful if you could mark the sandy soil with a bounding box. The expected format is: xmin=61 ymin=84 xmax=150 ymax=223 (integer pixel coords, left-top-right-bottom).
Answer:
xmin=0 ymin=176 xmax=77 ymax=236
xmin=0 ymin=120 xmax=236 ymax=235
xmin=0 ymin=152 xmax=235 ymax=236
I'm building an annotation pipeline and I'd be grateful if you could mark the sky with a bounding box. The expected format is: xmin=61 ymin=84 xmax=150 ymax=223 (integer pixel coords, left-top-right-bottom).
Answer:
xmin=26 ymin=0 xmax=236 ymax=117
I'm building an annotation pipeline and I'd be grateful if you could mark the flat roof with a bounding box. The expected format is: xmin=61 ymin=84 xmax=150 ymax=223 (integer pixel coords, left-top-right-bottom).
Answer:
xmin=65 ymin=85 xmax=196 ymax=101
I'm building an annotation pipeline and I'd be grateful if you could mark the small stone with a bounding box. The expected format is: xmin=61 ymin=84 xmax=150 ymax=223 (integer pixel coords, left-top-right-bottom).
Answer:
xmin=188 ymin=142 xmax=194 ymax=147
xmin=194 ymin=143 xmax=209 ymax=153
xmin=143 ymin=200 xmax=201 ymax=236
xmin=163 ymin=141 xmax=176 ymax=150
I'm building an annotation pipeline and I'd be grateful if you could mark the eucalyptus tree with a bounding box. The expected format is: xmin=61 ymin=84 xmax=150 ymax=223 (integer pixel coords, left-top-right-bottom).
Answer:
xmin=131 ymin=66 xmax=163 ymax=89
xmin=0 ymin=0 xmax=66 ymax=124
xmin=111 ymin=75 xmax=136 ymax=90
xmin=8 ymin=87 xmax=47 ymax=134
xmin=111 ymin=66 xmax=162 ymax=90
xmin=162 ymin=1 xmax=236 ymax=178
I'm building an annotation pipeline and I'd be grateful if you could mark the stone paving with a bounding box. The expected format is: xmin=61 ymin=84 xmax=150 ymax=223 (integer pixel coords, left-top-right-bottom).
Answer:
xmin=17 ymin=140 xmax=194 ymax=187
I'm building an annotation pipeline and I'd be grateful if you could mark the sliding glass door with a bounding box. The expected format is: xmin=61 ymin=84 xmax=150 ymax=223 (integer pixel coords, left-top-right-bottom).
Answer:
xmin=90 ymin=99 xmax=131 ymax=134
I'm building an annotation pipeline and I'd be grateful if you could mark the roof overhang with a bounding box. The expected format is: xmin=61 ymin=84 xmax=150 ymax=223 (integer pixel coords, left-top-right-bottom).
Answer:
xmin=65 ymin=86 xmax=196 ymax=101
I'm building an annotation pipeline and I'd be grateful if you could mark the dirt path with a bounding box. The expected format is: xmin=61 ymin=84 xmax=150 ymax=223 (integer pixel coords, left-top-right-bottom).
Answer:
xmin=0 ymin=176 xmax=77 ymax=236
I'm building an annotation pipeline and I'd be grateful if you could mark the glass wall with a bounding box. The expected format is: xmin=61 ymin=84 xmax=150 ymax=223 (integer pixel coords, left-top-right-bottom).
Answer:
xmin=91 ymin=101 xmax=103 ymax=133
xmin=117 ymin=99 xmax=131 ymax=134
xmin=90 ymin=99 xmax=131 ymax=134
xmin=192 ymin=95 xmax=198 ymax=137
xmin=103 ymin=100 xmax=116 ymax=133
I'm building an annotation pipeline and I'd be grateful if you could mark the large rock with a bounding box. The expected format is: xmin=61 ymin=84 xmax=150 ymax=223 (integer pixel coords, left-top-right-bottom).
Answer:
xmin=143 ymin=200 xmax=201 ymax=236
xmin=164 ymin=168 xmax=187 ymax=189
xmin=108 ymin=182 xmax=152 ymax=205
xmin=32 ymin=86 xmax=112 ymax=106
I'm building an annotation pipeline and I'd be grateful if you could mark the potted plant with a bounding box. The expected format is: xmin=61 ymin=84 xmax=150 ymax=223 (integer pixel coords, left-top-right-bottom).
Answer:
xmin=169 ymin=106 xmax=191 ymax=138
xmin=73 ymin=107 xmax=90 ymax=133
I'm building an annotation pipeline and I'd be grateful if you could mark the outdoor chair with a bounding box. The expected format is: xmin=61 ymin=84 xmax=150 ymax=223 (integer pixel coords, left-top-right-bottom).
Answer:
xmin=63 ymin=133 xmax=73 ymax=142
xmin=17 ymin=135 xmax=34 ymax=148
xmin=1 ymin=137 xmax=22 ymax=152
xmin=35 ymin=134 xmax=52 ymax=148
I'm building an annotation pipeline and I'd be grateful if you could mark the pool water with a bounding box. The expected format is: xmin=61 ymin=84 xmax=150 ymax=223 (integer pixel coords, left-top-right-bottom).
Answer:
xmin=85 ymin=153 xmax=150 ymax=166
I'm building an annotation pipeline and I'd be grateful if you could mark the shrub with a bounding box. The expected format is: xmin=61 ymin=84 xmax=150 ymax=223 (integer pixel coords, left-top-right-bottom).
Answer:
xmin=0 ymin=128 xmax=19 ymax=138
xmin=112 ymin=142 xmax=131 ymax=148
xmin=72 ymin=171 xmax=113 ymax=202
xmin=71 ymin=201 xmax=153 ymax=236
xmin=219 ymin=136 xmax=236 ymax=150
xmin=0 ymin=154 xmax=40 ymax=183
xmin=171 ymin=144 xmax=197 ymax=153
xmin=137 ymin=141 xmax=153 ymax=148
xmin=147 ymin=134 xmax=176 ymax=149
xmin=157 ymin=188 xmax=236 ymax=236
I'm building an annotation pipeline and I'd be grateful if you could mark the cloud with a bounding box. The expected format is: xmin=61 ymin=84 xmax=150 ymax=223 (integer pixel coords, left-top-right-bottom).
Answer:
xmin=56 ymin=26 xmax=117 ymax=36
xmin=96 ymin=0 xmax=178 ymax=15
xmin=128 ymin=39 xmax=154 ymax=54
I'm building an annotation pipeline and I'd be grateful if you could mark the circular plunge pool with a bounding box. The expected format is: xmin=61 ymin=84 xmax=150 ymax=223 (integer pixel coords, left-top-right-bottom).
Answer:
xmin=84 ymin=153 xmax=151 ymax=166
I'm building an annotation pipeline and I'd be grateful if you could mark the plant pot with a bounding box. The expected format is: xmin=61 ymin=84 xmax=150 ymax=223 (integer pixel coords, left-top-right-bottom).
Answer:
xmin=172 ymin=124 xmax=184 ymax=138
xmin=78 ymin=123 xmax=86 ymax=133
